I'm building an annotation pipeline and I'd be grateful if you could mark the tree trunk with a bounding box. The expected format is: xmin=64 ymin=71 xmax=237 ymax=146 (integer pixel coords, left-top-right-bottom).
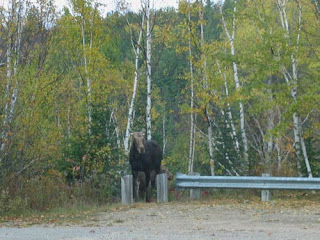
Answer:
xmin=124 ymin=14 xmax=145 ymax=155
xmin=187 ymin=0 xmax=195 ymax=174
xmin=0 ymin=0 xmax=22 ymax=162
xmin=146 ymin=0 xmax=152 ymax=141
xmin=217 ymin=62 xmax=241 ymax=157
xmin=220 ymin=1 xmax=249 ymax=171
xmin=199 ymin=0 xmax=214 ymax=175
xmin=80 ymin=17 xmax=92 ymax=136
xmin=278 ymin=0 xmax=312 ymax=177
xmin=265 ymin=79 xmax=275 ymax=172
xmin=111 ymin=111 xmax=121 ymax=161
xmin=162 ymin=116 xmax=167 ymax=155
xmin=207 ymin=118 xmax=215 ymax=176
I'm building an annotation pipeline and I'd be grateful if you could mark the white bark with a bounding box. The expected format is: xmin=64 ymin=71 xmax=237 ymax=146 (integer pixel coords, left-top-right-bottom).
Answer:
xmin=198 ymin=125 xmax=240 ymax=176
xmin=187 ymin=0 xmax=195 ymax=174
xmin=210 ymin=122 xmax=240 ymax=176
xmin=111 ymin=111 xmax=122 ymax=161
xmin=162 ymin=116 xmax=167 ymax=155
xmin=265 ymin=111 xmax=274 ymax=166
xmin=124 ymin=14 xmax=145 ymax=155
xmin=314 ymin=1 xmax=320 ymax=15
xmin=265 ymin=79 xmax=275 ymax=171
xmin=199 ymin=0 xmax=214 ymax=175
xmin=275 ymin=142 xmax=282 ymax=171
xmin=1 ymin=43 xmax=12 ymax=157
xmin=219 ymin=1 xmax=249 ymax=170
xmin=207 ymin=118 xmax=215 ymax=176
xmin=146 ymin=0 xmax=152 ymax=141
xmin=217 ymin=62 xmax=241 ymax=157
xmin=67 ymin=105 xmax=71 ymax=138
xmin=80 ymin=17 xmax=92 ymax=136
xmin=278 ymin=0 xmax=312 ymax=177
xmin=1 ymin=0 xmax=22 ymax=161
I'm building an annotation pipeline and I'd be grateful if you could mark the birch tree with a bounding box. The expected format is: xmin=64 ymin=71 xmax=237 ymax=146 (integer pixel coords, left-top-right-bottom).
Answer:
xmin=219 ymin=0 xmax=249 ymax=171
xmin=145 ymin=0 xmax=152 ymax=141
xmin=198 ymin=0 xmax=215 ymax=175
xmin=216 ymin=61 xmax=241 ymax=160
xmin=124 ymin=12 xmax=145 ymax=155
xmin=187 ymin=0 xmax=196 ymax=174
xmin=0 ymin=0 xmax=23 ymax=162
xmin=70 ymin=0 xmax=98 ymax=136
xmin=276 ymin=0 xmax=312 ymax=177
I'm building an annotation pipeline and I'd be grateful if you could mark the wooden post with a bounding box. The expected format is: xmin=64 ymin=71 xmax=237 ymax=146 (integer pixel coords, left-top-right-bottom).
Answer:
xmin=261 ymin=173 xmax=271 ymax=202
xmin=121 ymin=175 xmax=133 ymax=205
xmin=189 ymin=172 xmax=201 ymax=200
xmin=157 ymin=173 xmax=168 ymax=203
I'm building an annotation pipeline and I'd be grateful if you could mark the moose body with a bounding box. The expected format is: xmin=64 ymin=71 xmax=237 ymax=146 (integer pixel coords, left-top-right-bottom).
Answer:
xmin=137 ymin=165 xmax=173 ymax=199
xmin=129 ymin=131 xmax=162 ymax=202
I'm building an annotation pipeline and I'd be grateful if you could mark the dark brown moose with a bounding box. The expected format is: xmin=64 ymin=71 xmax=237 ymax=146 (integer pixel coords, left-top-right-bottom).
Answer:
xmin=129 ymin=131 xmax=162 ymax=202
xmin=137 ymin=165 xmax=173 ymax=199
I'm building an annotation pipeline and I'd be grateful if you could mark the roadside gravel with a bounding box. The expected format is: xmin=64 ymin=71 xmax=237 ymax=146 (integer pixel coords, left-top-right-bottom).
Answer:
xmin=1 ymin=199 xmax=319 ymax=240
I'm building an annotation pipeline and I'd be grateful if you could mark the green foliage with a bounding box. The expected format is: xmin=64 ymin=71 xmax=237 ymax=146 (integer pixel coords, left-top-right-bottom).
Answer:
xmin=0 ymin=0 xmax=319 ymax=214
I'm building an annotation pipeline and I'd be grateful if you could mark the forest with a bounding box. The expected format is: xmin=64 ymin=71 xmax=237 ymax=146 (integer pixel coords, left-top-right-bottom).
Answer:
xmin=0 ymin=0 xmax=319 ymax=213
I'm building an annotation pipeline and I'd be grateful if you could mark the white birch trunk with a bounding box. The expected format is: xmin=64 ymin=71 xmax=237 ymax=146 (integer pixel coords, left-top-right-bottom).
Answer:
xmin=80 ymin=18 xmax=92 ymax=136
xmin=207 ymin=119 xmax=215 ymax=176
xmin=314 ymin=1 xmax=320 ymax=15
xmin=211 ymin=124 xmax=240 ymax=176
xmin=124 ymin=14 xmax=145 ymax=155
xmin=217 ymin=62 xmax=241 ymax=157
xmin=265 ymin=79 xmax=274 ymax=171
xmin=1 ymin=43 xmax=12 ymax=157
xmin=162 ymin=116 xmax=167 ymax=155
xmin=199 ymin=1 xmax=215 ymax=175
xmin=1 ymin=0 xmax=22 ymax=161
xmin=67 ymin=105 xmax=71 ymax=139
xmin=278 ymin=0 xmax=312 ymax=177
xmin=187 ymin=0 xmax=195 ymax=174
xmin=198 ymin=125 xmax=240 ymax=176
xmin=275 ymin=142 xmax=282 ymax=172
xmin=111 ymin=111 xmax=121 ymax=161
xmin=219 ymin=1 xmax=249 ymax=170
xmin=146 ymin=0 xmax=152 ymax=141
xmin=265 ymin=111 xmax=274 ymax=168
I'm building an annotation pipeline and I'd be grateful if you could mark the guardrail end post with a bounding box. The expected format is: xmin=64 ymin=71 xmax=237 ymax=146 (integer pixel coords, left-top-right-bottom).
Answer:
xmin=157 ymin=173 xmax=168 ymax=203
xmin=189 ymin=172 xmax=201 ymax=200
xmin=121 ymin=175 xmax=133 ymax=205
xmin=261 ymin=173 xmax=272 ymax=202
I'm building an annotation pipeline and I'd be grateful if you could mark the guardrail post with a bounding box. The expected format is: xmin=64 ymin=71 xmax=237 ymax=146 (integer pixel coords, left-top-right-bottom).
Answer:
xmin=261 ymin=173 xmax=271 ymax=202
xmin=121 ymin=175 xmax=133 ymax=205
xmin=189 ymin=172 xmax=201 ymax=200
xmin=157 ymin=173 xmax=168 ymax=203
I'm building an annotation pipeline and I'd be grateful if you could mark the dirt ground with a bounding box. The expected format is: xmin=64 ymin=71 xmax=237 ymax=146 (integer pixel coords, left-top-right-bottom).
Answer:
xmin=1 ymin=197 xmax=320 ymax=240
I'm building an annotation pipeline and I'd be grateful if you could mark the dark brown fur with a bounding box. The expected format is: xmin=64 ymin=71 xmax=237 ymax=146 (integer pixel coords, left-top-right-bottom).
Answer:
xmin=129 ymin=131 xmax=162 ymax=202
xmin=137 ymin=165 xmax=173 ymax=199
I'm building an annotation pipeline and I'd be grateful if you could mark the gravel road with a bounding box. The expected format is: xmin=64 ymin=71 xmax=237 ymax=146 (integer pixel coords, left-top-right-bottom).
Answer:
xmin=1 ymin=199 xmax=319 ymax=240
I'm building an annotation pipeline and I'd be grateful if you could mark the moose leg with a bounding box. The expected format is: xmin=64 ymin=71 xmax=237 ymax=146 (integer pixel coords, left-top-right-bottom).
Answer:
xmin=145 ymin=171 xmax=151 ymax=202
xmin=132 ymin=171 xmax=140 ymax=202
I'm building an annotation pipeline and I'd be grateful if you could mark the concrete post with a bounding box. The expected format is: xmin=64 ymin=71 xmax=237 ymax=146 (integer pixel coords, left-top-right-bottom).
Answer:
xmin=189 ymin=172 xmax=201 ymax=200
xmin=157 ymin=173 xmax=168 ymax=203
xmin=121 ymin=175 xmax=133 ymax=205
xmin=261 ymin=173 xmax=271 ymax=202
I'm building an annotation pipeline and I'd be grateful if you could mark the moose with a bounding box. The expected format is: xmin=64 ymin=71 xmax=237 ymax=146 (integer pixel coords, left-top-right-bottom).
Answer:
xmin=137 ymin=165 xmax=173 ymax=200
xmin=129 ymin=131 xmax=162 ymax=202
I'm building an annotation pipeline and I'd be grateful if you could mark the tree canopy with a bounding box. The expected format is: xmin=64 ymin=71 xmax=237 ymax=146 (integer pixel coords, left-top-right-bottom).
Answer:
xmin=0 ymin=0 xmax=319 ymax=212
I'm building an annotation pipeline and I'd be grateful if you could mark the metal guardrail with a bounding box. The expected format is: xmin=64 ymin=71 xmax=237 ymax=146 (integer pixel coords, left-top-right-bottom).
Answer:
xmin=176 ymin=173 xmax=320 ymax=190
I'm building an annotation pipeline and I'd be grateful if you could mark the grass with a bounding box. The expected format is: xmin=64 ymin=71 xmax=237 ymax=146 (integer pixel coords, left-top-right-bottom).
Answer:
xmin=0 ymin=203 xmax=124 ymax=227
xmin=1 ymin=189 xmax=319 ymax=227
